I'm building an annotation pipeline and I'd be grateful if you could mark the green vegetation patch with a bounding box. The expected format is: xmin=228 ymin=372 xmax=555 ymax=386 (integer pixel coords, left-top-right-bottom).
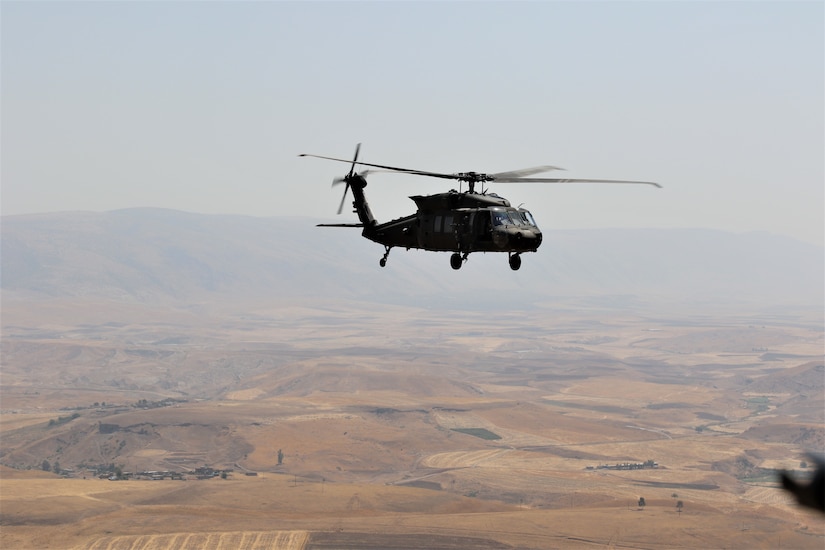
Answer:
xmin=744 ymin=396 xmax=770 ymax=413
xmin=451 ymin=428 xmax=501 ymax=440
xmin=745 ymin=396 xmax=770 ymax=404
xmin=48 ymin=413 xmax=80 ymax=427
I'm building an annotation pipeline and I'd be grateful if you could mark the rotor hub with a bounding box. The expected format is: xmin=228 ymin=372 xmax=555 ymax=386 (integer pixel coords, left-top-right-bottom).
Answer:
xmin=455 ymin=172 xmax=494 ymax=193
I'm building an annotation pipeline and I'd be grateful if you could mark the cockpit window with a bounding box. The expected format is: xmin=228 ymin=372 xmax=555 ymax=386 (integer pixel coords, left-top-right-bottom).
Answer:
xmin=491 ymin=211 xmax=511 ymax=226
xmin=508 ymin=211 xmax=525 ymax=225
xmin=520 ymin=210 xmax=537 ymax=227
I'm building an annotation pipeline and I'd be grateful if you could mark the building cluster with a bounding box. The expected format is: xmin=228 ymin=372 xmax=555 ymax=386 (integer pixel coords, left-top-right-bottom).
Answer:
xmin=586 ymin=461 xmax=659 ymax=471
xmin=77 ymin=465 xmax=248 ymax=481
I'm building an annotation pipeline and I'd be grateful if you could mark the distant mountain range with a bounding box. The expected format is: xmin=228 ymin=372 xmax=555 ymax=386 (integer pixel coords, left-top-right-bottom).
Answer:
xmin=2 ymin=208 xmax=822 ymax=310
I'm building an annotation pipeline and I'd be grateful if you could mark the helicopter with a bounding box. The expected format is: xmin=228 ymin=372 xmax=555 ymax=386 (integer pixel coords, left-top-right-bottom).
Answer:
xmin=300 ymin=144 xmax=661 ymax=270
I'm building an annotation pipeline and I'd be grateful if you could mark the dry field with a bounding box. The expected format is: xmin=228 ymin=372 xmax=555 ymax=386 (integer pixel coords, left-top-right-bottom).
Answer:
xmin=1 ymin=298 xmax=823 ymax=549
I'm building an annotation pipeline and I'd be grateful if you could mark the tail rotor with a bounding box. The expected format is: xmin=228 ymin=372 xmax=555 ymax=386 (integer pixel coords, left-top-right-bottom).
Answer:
xmin=331 ymin=143 xmax=361 ymax=215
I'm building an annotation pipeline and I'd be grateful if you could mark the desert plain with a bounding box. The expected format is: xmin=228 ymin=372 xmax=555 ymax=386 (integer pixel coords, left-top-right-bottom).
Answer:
xmin=1 ymin=294 xmax=823 ymax=550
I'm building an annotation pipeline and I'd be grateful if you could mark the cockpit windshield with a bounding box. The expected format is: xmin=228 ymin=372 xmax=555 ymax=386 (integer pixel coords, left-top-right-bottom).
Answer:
xmin=491 ymin=209 xmax=538 ymax=228
xmin=519 ymin=210 xmax=537 ymax=227
xmin=508 ymin=211 xmax=525 ymax=225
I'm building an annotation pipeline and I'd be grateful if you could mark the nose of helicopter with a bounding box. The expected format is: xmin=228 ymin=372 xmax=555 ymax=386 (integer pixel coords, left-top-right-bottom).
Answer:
xmin=508 ymin=228 xmax=542 ymax=250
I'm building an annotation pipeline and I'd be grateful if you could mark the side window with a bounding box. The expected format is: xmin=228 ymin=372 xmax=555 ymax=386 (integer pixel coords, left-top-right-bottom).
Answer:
xmin=519 ymin=210 xmax=537 ymax=226
xmin=434 ymin=216 xmax=442 ymax=232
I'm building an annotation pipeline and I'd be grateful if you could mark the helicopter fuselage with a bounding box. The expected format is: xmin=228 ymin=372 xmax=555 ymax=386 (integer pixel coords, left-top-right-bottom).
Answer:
xmin=364 ymin=191 xmax=542 ymax=256
xmin=324 ymin=175 xmax=542 ymax=269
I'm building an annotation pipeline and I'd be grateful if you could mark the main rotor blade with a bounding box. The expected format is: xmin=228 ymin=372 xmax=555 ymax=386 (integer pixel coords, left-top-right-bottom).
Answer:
xmin=301 ymin=153 xmax=661 ymax=187
xmin=490 ymin=165 xmax=566 ymax=179
xmin=492 ymin=177 xmax=662 ymax=188
xmin=300 ymin=153 xmax=459 ymax=181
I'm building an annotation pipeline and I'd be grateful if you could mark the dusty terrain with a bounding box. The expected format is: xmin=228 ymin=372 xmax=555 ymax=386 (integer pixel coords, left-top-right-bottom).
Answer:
xmin=1 ymin=296 xmax=823 ymax=549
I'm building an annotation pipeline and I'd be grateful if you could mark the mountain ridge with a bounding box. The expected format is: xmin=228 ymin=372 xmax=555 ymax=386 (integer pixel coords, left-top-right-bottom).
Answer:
xmin=2 ymin=208 xmax=822 ymax=310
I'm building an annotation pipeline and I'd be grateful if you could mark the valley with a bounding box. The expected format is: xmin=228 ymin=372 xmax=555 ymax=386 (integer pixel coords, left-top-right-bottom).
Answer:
xmin=1 ymin=297 xmax=822 ymax=549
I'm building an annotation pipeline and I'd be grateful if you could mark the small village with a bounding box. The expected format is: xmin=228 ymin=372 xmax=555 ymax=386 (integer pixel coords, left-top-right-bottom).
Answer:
xmin=61 ymin=465 xmax=259 ymax=481
xmin=586 ymin=460 xmax=659 ymax=471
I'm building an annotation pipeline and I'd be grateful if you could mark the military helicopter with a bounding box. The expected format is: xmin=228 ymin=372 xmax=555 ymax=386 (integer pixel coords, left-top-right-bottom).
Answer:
xmin=300 ymin=144 xmax=660 ymax=270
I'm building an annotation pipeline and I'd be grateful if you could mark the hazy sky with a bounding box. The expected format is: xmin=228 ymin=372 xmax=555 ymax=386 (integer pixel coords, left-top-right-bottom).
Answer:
xmin=2 ymin=1 xmax=823 ymax=245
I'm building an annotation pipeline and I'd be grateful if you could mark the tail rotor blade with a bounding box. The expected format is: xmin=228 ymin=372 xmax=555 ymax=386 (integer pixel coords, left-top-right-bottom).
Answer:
xmin=337 ymin=182 xmax=350 ymax=215
xmin=347 ymin=143 xmax=361 ymax=179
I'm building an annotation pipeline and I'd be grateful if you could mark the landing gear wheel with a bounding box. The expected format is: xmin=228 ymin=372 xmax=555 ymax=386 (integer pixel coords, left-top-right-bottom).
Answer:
xmin=379 ymin=258 xmax=387 ymax=267
xmin=380 ymin=246 xmax=391 ymax=267
xmin=509 ymin=253 xmax=522 ymax=271
xmin=450 ymin=253 xmax=463 ymax=270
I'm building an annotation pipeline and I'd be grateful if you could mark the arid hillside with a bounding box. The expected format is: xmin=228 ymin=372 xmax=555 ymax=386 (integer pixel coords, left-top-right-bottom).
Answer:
xmin=2 ymin=297 xmax=823 ymax=549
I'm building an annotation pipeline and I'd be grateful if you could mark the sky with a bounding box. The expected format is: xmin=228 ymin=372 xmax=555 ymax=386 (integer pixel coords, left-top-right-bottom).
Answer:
xmin=2 ymin=1 xmax=823 ymax=245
